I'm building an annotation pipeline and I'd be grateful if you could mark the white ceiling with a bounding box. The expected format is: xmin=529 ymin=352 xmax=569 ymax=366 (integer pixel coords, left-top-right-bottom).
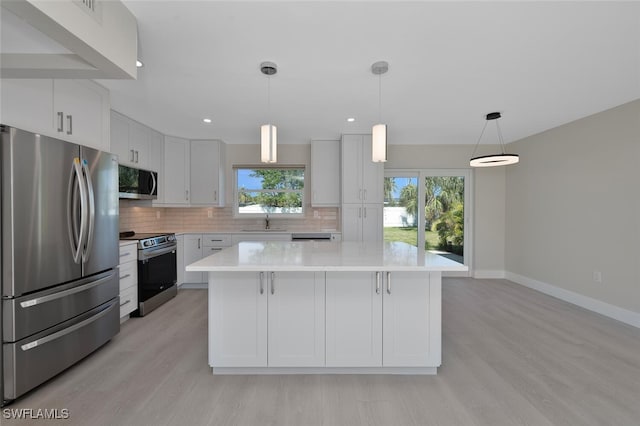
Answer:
xmin=99 ymin=1 xmax=640 ymax=145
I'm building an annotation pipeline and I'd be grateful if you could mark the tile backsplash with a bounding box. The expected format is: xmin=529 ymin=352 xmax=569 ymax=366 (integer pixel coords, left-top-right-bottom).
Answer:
xmin=119 ymin=202 xmax=339 ymax=234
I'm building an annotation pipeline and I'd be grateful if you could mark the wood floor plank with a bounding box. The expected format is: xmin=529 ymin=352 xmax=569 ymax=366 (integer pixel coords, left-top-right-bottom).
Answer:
xmin=4 ymin=281 xmax=640 ymax=426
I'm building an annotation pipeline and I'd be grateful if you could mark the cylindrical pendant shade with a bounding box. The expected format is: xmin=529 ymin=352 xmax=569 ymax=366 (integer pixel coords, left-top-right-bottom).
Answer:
xmin=261 ymin=124 xmax=277 ymax=163
xmin=372 ymin=124 xmax=387 ymax=162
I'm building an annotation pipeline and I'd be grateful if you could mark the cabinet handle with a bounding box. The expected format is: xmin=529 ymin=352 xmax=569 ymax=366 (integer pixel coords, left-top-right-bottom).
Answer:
xmin=386 ymin=271 xmax=391 ymax=295
xmin=120 ymin=299 xmax=131 ymax=307
xmin=210 ymin=248 xmax=222 ymax=252
xmin=120 ymin=274 xmax=131 ymax=280
xmin=214 ymin=190 xmax=217 ymax=202
xmin=375 ymin=272 xmax=381 ymax=295
xmin=66 ymin=115 xmax=72 ymax=135
xmin=364 ymin=207 xmax=367 ymax=218
xmin=130 ymin=149 xmax=135 ymax=162
xmin=259 ymin=272 xmax=264 ymax=295
xmin=57 ymin=112 xmax=64 ymax=132
xmin=358 ymin=207 xmax=362 ymax=218
xmin=135 ymin=150 xmax=139 ymax=163
xmin=119 ymin=252 xmax=131 ymax=258
xmin=364 ymin=189 xmax=367 ymax=200
xmin=359 ymin=189 xmax=362 ymax=200
xmin=270 ymin=272 xmax=275 ymax=295
xmin=185 ymin=190 xmax=189 ymax=201
xmin=197 ymin=238 xmax=201 ymax=249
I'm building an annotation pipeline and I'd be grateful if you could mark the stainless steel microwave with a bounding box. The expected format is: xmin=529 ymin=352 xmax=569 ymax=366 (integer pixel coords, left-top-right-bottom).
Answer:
xmin=118 ymin=165 xmax=158 ymax=200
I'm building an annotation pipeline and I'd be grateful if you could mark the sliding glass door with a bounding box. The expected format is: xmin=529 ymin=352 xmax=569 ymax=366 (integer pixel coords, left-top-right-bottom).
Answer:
xmin=384 ymin=169 xmax=472 ymax=275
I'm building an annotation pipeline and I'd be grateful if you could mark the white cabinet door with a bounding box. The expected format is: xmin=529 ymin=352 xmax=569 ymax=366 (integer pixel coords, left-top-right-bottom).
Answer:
xmin=326 ymin=272 xmax=382 ymax=367
xmin=176 ymin=235 xmax=185 ymax=286
xmin=209 ymin=271 xmax=268 ymax=367
xmin=183 ymin=234 xmax=203 ymax=283
xmin=268 ymin=272 xmax=325 ymax=367
xmin=163 ymin=136 xmax=190 ymax=205
xmin=190 ymin=139 xmax=225 ymax=206
xmin=128 ymin=120 xmax=150 ymax=169
xmin=382 ymin=271 xmax=439 ymax=367
xmin=110 ymin=111 xmax=131 ymax=164
xmin=362 ymin=204 xmax=383 ymax=242
xmin=341 ymin=135 xmax=363 ymax=204
xmin=0 ymin=79 xmax=54 ymax=136
xmin=53 ymin=80 xmax=109 ymax=151
xmin=310 ymin=140 xmax=340 ymax=206
xmin=1 ymin=79 xmax=109 ymax=151
xmin=341 ymin=204 xmax=362 ymax=242
xmin=361 ymin=134 xmax=384 ymax=203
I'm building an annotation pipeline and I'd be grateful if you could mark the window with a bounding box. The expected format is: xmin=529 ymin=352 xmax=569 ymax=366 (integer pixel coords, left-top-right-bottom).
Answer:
xmin=235 ymin=166 xmax=305 ymax=216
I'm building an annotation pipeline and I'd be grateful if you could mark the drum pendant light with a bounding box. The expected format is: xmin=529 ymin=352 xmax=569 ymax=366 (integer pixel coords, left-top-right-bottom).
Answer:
xmin=371 ymin=61 xmax=389 ymax=163
xmin=260 ymin=62 xmax=277 ymax=163
xmin=469 ymin=112 xmax=519 ymax=167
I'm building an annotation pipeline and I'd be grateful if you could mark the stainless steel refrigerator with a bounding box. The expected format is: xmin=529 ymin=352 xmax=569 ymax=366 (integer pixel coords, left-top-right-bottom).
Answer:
xmin=1 ymin=126 xmax=120 ymax=405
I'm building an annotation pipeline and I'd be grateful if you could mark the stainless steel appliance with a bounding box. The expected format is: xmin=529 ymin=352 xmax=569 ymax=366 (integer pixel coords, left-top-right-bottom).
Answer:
xmin=118 ymin=164 xmax=157 ymax=200
xmin=119 ymin=233 xmax=177 ymax=316
xmin=1 ymin=126 xmax=120 ymax=406
xmin=291 ymin=233 xmax=332 ymax=241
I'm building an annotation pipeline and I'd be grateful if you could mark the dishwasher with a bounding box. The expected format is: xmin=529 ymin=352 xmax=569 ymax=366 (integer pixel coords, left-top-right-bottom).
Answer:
xmin=291 ymin=233 xmax=333 ymax=241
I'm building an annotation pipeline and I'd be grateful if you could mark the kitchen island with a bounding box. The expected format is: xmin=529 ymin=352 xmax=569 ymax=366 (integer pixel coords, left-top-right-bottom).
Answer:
xmin=186 ymin=241 xmax=467 ymax=375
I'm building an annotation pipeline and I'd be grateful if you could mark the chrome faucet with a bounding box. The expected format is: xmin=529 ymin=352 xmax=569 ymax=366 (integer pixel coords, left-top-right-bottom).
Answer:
xmin=265 ymin=214 xmax=270 ymax=230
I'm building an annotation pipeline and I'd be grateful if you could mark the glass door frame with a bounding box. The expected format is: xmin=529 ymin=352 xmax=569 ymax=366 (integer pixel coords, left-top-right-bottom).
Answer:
xmin=385 ymin=169 xmax=473 ymax=277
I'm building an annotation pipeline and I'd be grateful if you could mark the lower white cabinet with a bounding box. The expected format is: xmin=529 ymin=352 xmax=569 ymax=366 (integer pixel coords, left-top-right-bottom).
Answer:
xmin=209 ymin=271 xmax=325 ymax=368
xmin=183 ymin=234 xmax=204 ymax=284
xmin=326 ymin=271 xmax=439 ymax=367
xmin=118 ymin=242 xmax=138 ymax=319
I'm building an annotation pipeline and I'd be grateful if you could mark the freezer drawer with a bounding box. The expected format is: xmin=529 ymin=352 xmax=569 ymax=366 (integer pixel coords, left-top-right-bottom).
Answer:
xmin=3 ymin=297 xmax=120 ymax=401
xmin=2 ymin=270 xmax=118 ymax=342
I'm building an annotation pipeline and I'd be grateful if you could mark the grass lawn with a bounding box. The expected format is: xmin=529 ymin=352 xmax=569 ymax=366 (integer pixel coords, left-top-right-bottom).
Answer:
xmin=383 ymin=227 xmax=440 ymax=250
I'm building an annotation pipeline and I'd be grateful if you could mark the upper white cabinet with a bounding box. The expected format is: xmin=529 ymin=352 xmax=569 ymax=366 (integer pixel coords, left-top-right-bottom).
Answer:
xmin=162 ymin=136 xmax=190 ymax=205
xmin=1 ymin=79 xmax=110 ymax=151
xmin=310 ymin=140 xmax=340 ymax=207
xmin=341 ymin=135 xmax=383 ymax=242
xmin=190 ymin=140 xmax=226 ymax=206
xmin=110 ymin=111 xmax=155 ymax=170
xmin=341 ymin=134 xmax=383 ymax=204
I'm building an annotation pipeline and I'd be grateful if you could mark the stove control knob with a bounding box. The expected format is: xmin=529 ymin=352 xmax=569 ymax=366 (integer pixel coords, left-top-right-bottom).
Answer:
xmin=144 ymin=240 xmax=152 ymax=247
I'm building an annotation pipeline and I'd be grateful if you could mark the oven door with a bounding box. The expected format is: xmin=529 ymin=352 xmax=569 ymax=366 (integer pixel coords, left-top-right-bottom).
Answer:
xmin=137 ymin=245 xmax=177 ymax=315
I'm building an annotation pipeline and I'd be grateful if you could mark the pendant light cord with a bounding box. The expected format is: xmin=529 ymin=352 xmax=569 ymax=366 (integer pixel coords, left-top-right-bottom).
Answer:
xmin=267 ymin=75 xmax=271 ymax=125
xmin=471 ymin=118 xmax=507 ymax=158
xmin=378 ymin=73 xmax=382 ymax=123
xmin=470 ymin=120 xmax=489 ymax=158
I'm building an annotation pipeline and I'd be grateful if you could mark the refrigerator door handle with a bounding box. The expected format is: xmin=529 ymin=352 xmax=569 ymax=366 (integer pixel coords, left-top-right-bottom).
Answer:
xmin=82 ymin=159 xmax=95 ymax=262
xmin=19 ymin=271 xmax=117 ymax=308
xmin=67 ymin=158 xmax=87 ymax=264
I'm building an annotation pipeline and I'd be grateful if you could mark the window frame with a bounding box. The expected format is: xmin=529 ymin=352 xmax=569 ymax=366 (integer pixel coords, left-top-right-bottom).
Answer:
xmin=233 ymin=165 xmax=306 ymax=218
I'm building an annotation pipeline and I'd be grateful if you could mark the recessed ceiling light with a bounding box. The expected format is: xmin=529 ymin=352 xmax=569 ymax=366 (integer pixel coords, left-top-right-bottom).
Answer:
xmin=347 ymin=117 xmax=355 ymax=122
xmin=203 ymin=118 xmax=212 ymax=124
xmin=136 ymin=60 xmax=144 ymax=68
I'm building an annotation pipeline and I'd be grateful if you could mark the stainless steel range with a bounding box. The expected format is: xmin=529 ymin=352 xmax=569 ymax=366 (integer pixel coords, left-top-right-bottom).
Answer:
xmin=119 ymin=232 xmax=177 ymax=316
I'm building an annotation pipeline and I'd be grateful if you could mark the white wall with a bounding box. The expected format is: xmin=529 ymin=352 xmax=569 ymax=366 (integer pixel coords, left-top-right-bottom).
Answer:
xmin=386 ymin=145 xmax=506 ymax=276
xmin=505 ymin=99 xmax=640 ymax=315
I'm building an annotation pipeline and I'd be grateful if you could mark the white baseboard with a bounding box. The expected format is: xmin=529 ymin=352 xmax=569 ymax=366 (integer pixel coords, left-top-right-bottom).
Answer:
xmin=505 ymin=271 xmax=640 ymax=329
xmin=473 ymin=270 xmax=505 ymax=279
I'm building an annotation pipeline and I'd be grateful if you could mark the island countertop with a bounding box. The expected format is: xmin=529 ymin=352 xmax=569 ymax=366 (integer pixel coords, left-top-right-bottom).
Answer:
xmin=186 ymin=240 xmax=468 ymax=272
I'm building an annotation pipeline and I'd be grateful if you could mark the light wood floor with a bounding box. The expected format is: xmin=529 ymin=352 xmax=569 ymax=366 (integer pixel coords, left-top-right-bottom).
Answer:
xmin=5 ymin=278 xmax=640 ymax=426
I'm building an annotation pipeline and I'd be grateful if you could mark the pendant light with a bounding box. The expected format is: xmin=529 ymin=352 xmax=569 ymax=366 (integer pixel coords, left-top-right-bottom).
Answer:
xmin=469 ymin=112 xmax=519 ymax=167
xmin=260 ymin=61 xmax=277 ymax=163
xmin=371 ymin=61 xmax=389 ymax=163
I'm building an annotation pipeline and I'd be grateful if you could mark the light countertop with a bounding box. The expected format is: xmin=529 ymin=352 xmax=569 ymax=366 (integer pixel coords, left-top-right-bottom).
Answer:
xmin=186 ymin=241 xmax=468 ymax=272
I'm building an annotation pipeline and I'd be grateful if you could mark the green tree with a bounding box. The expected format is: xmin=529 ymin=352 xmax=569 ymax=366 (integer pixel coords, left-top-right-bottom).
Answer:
xmin=249 ymin=169 xmax=304 ymax=212
xmin=398 ymin=183 xmax=418 ymax=226
xmin=384 ymin=177 xmax=397 ymax=206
